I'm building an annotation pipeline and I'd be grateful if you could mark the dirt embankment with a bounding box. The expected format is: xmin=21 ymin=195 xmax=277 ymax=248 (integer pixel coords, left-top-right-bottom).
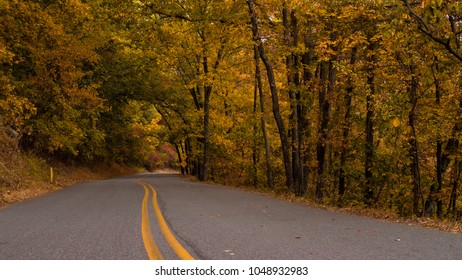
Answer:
xmin=0 ymin=158 xmax=136 ymax=208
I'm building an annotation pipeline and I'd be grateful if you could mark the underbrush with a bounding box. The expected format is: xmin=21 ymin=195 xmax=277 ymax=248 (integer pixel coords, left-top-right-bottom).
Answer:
xmin=0 ymin=129 xmax=136 ymax=207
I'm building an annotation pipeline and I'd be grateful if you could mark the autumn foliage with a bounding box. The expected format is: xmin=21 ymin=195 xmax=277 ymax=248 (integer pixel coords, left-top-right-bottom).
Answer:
xmin=1 ymin=0 xmax=462 ymax=219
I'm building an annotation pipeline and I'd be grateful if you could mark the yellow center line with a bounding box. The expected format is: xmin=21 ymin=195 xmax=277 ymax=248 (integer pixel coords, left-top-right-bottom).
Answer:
xmin=141 ymin=184 xmax=164 ymax=260
xmin=148 ymin=183 xmax=195 ymax=260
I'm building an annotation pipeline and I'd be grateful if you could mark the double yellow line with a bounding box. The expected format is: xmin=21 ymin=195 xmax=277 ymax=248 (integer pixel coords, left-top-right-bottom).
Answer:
xmin=140 ymin=182 xmax=195 ymax=260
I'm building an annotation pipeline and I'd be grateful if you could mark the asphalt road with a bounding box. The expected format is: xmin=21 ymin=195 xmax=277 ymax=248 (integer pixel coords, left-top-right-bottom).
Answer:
xmin=1 ymin=173 xmax=461 ymax=259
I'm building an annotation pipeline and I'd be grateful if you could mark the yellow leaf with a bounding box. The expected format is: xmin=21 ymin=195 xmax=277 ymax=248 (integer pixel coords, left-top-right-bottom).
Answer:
xmin=392 ymin=118 xmax=400 ymax=128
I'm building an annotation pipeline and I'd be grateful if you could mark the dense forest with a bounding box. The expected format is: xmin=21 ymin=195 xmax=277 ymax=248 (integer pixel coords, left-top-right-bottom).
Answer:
xmin=1 ymin=0 xmax=462 ymax=219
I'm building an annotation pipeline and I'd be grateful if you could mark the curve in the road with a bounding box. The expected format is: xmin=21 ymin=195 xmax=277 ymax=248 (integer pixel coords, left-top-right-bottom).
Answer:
xmin=140 ymin=184 xmax=164 ymax=260
xmin=139 ymin=182 xmax=195 ymax=260
xmin=2 ymin=173 xmax=461 ymax=259
xmin=148 ymin=183 xmax=195 ymax=260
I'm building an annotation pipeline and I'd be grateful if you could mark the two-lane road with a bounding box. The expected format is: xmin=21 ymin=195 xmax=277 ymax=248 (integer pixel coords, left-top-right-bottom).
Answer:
xmin=1 ymin=174 xmax=461 ymax=259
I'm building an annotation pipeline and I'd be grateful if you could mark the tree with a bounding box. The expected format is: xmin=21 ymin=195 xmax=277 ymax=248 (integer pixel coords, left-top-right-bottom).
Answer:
xmin=247 ymin=0 xmax=294 ymax=191
xmin=0 ymin=0 xmax=106 ymax=159
xmin=402 ymin=0 xmax=462 ymax=217
xmin=3 ymin=0 xmax=462 ymax=220
xmin=141 ymin=0 xmax=247 ymax=181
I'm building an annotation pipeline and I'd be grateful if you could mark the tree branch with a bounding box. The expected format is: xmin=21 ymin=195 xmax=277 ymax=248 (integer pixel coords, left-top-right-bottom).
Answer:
xmin=402 ymin=0 xmax=462 ymax=62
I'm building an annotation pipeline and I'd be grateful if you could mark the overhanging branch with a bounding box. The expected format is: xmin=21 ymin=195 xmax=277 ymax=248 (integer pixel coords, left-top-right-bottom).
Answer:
xmin=402 ymin=0 xmax=462 ymax=62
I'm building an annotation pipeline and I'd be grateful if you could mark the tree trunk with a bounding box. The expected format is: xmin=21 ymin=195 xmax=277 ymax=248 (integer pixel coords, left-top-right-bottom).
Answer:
xmin=436 ymin=138 xmax=444 ymax=218
xmin=339 ymin=48 xmax=357 ymax=201
xmin=174 ymin=143 xmax=185 ymax=175
xmin=364 ymin=40 xmax=376 ymax=207
xmin=247 ymin=0 xmax=293 ymax=191
xmin=425 ymin=64 xmax=442 ymax=217
xmin=252 ymin=64 xmax=258 ymax=186
xmin=200 ymin=55 xmax=212 ymax=182
xmin=408 ymin=63 xmax=422 ymax=216
xmin=185 ymin=138 xmax=191 ymax=175
xmin=301 ymin=34 xmax=315 ymax=190
xmin=283 ymin=6 xmax=303 ymax=195
xmin=292 ymin=10 xmax=305 ymax=196
xmin=198 ymin=39 xmax=225 ymax=181
xmin=316 ymin=60 xmax=331 ymax=202
xmin=254 ymin=45 xmax=273 ymax=189
xmin=447 ymin=160 xmax=460 ymax=217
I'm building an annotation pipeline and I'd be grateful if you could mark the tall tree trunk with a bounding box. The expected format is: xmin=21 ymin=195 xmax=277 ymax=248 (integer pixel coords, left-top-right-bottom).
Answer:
xmin=252 ymin=64 xmax=258 ymax=186
xmin=198 ymin=38 xmax=225 ymax=181
xmin=316 ymin=60 xmax=331 ymax=202
xmin=200 ymin=55 xmax=212 ymax=181
xmin=247 ymin=0 xmax=293 ymax=191
xmin=291 ymin=9 xmax=305 ymax=196
xmin=254 ymin=45 xmax=273 ymax=189
xmin=425 ymin=63 xmax=443 ymax=217
xmin=283 ymin=5 xmax=302 ymax=195
xmin=339 ymin=48 xmax=357 ymax=201
xmin=436 ymin=138 xmax=444 ymax=217
xmin=364 ymin=40 xmax=376 ymax=207
xmin=301 ymin=34 xmax=315 ymax=190
xmin=408 ymin=63 xmax=422 ymax=216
